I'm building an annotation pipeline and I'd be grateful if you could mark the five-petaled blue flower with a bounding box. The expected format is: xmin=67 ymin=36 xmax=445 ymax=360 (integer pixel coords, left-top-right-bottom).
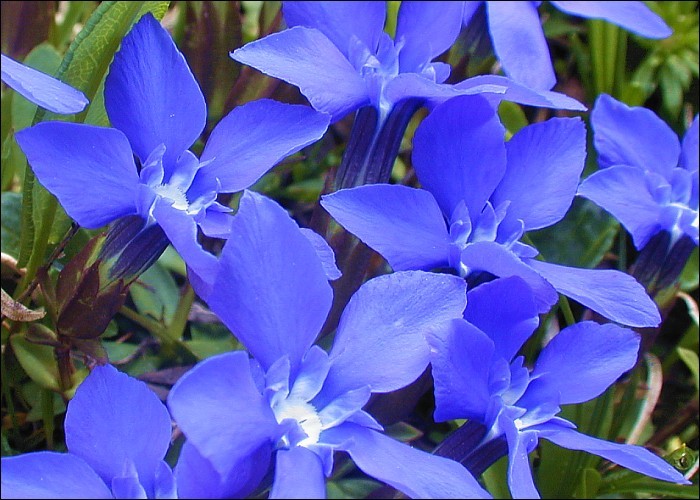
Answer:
xmin=579 ymin=94 xmax=699 ymax=250
xmin=231 ymin=1 xmax=586 ymax=125
xmin=1 ymin=365 xmax=176 ymax=499
xmin=167 ymin=190 xmax=489 ymax=499
xmin=1 ymin=53 xmax=89 ymax=114
xmin=15 ymin=13 xmax=329 ymax=278
xmin=322 ymin=94 xmax=660 ymax=327
xmin=462 ymin=1 xmax=672 ymax=90
xmin=428 ymin=275 xmax=689 ymax=499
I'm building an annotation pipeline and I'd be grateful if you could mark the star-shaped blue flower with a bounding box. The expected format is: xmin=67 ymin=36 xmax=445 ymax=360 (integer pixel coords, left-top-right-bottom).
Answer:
xmin=231 ymin=1 xmax=586 ymax=126
xmin=1 ymin=365 xmax=176 ymax=499
xmin=463 ymin=1 xmax=672 ymax=90
xmin=579 ymin=94 xmax=698 ymax=250
xmin=15 ymin=13 xmax=329 ymax=278
xmin=428 ymin=276 xmax=689 ymax=498
xmin=167 ymin=190 xmax=489 ymax=499
xmin=321 ymin=94 xmax=660 ymax=327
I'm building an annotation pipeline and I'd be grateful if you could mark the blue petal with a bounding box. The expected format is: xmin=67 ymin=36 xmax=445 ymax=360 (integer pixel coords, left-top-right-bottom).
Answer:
xmin=395 ymin=2 xmax=464 ymax=73
xmin=591 ymin=94 xmax=680 ymax=176
xmin=105 ymin=13 xmax=206 ymax=170
xmin=460 ymin=241 xmax=559 ymax=314
xmin=537 ymin=423 xmax=689 ymax=484
xmin=153 ymin=461 xmax=177 ymax=500
xmin=486 ymin=1 xmax=556 ymax=90
xmin=321 ymin=185 xmax=452 ymax=271
xmin=577 ymin=165 xmax=664 ymax=249
xmin=205 ymin=191 xmax=332 ymax=372
xmin=383 ymin=72 xmax=509 ymax=109
xmin=110 ymin=470 xmax=147 ymax=500
xmin=681 ymin=115 xmax=699 ymax=174
xmin=299 ymin=228 xmax=342 ymax=280
xmin=413 ymin=95 xmax=507 ymax=218
xmin=1 ymin=53 xmax=88 ymax=114
xmin=1 ymin=452 xmax=111 ymax=499
xmin=527 ymin=260 xmax=661 ymax=327
xmin=493 ymin=117 xmax=587 ymax=231
xmin=500 ymin=415 xmax=541 ymax=499
xmin=523 ymin=322 xmax=639 ymax=406
xmin=323 ymin=423 xmax=491 ymax=499
xmin=167 ymin=351 xmax=279 ymax=479
xmin=464 ymin=276 xmax=540 ymax=361
xmin=151 ymin=198 xmax=218 ymax=293
xmin=453 ymin=75 xmax=587 ymax=111
xmin=551 ymin=1 xmax=672 ymax=38
xmin=270 ymin=447 xmax=326 ymax=499
xmin=15 ymin=122 xmax=139 ymax=229
xmin=323 ymin=271 xmax=467 ymax=400
xmin=64 ymin=364 xmax=172 ymax=498
xmin=175 ymin=440 xmax=271 ymax=499
xmin=194 ymin=99 xmax=329 ymax=194
xmin=429 ymin=319 xmax=496 ymax=422
xmin=681 ymin=115 xmax=699 ymax=210
xmin=231 ymin=27 xmax=369 ymax=122
xmin=282 ymin=1 xmax=386 ymax=56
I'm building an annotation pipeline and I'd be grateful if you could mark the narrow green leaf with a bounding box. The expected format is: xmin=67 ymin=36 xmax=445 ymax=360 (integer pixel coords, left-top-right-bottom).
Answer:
xmin=130 ymin=262 xmax=180 ymax=326
xmin=677 ymin=347 xmax=699 ymax=391
xmin=572 ymin=468 xmax=602 ymax=499
xmin=1 ymin=192 xmax=22 ymax=258
xmin=9 ymin=335 xmax=60 ymax=392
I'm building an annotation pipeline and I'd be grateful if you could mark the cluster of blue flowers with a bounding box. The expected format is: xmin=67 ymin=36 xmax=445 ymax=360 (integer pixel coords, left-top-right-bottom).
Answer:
xmin=1 ymin=2 xmax=696 ymax=499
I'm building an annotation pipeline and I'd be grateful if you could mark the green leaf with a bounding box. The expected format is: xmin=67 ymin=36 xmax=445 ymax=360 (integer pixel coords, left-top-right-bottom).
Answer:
xmin=383 ymin=421 xmax=423 ymax=443
xmin=572 ymin=468 xmax=602 ymax=498
xmin=129 ymin=262 xmax=180 ymax=325
xmin=326 ymin=478 xmax=382 ymax=500
xmin=599 ymin=476 xmax=698 ymax=498
xmin=1 ymin=192 xmax=22 ymax=258
xmin=482 ymin=455 xmax=512 ymax=499
xmin=498 ymin=101 xmax=529 ymax=136
xmin=679 ymin=247 xmax=699 ymax=291
xmin=677 ymin=347 xmax=700 ymax=391
xmin=528 ymin=197 xmax=619 ymax=268
xmin=21 ymin=381 xmax=66 ymax=422
xmin=9 ymin=335 xmax=60 ymax=392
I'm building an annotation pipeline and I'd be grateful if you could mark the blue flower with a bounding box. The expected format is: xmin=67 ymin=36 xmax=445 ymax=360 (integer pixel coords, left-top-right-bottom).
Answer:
xmin=231 ymin=1 xmax=586 ymax=189
xmin=167 ymin=190 xmax=489 ymax=499
xmin=428 ymin=276 xmax=689 ymax=499
xmin=579 ymin=94 xmax=698 ymax=250
xmin=1 ymin=53 xmax=89 ymax=114
xmin=463 ymin=1 xmax=672 ymax=90
xmin=232 ymin=1 xmax=585 ymax=124
xmin=1 ymin=365 xmax=176 ymax=499
xmin=14 ymin=13 xmax=329 ymax=278
xmin=321 ymin=94 xmax=660 ymax=327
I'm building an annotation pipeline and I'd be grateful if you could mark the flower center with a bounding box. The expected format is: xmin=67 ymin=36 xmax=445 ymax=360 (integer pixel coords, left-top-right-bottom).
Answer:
xmin=273 ymin=396 xmax=323 ymax=448
xmin=152 ymin=183 xmax=189 ymax=211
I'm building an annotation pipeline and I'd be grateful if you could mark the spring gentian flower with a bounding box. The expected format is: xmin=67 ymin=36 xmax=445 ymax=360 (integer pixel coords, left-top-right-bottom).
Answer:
xmin=15 ymin=13 xmax=329 ymax=278
xmin=167 ymin=190 xmax=489 ymax=499
xmin=428 ymin=276 xmax=689 ymax=499
xmin=1 ymin=364 xmax=176 ymax=499
xmin=463 ymin=1 xmax=672 ymax=90
xmin=321 ymin=95 xmax=660 ymax=327
xmin=579 ymin=94 xmax=699 ymax=249
xmin=1 ymin=53 xmax=88 ymax=114
xmin=232 ymin=1 xmax=585 ymax=188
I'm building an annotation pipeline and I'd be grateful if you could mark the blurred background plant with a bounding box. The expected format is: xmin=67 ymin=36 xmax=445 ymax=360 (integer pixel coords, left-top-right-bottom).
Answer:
xmin=1 ymin=1 xmax=698 ymax=498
